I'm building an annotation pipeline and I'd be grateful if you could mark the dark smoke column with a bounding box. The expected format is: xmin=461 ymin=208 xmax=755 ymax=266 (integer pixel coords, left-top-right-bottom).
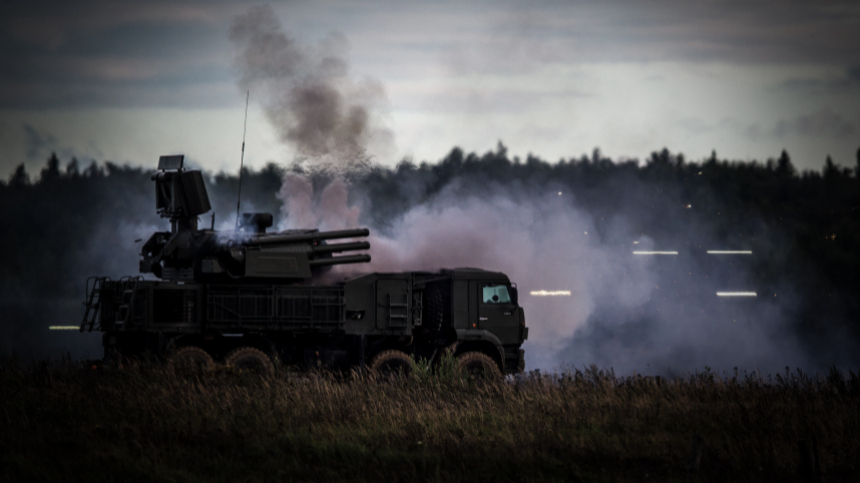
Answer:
xmin=229 ymin=5 xmax=393 ymax=168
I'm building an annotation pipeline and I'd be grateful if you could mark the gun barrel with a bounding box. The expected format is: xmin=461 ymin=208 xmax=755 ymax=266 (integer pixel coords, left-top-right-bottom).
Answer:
xmin=308 ymin=254 xmax=371 ymax=267
xmin=313 ymin=241 xmax=370 ymax=255
xmin=249 ymin=228 xmax=370 ymax=246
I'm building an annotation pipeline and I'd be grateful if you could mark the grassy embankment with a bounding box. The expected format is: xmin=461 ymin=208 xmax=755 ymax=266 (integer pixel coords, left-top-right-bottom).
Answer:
xmin=1 ymin=358 xmax=858 ymax=482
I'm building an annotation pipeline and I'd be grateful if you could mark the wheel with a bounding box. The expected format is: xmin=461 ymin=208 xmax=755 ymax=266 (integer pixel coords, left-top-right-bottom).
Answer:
xmin=168 ymin=346 xmax=215 ymax=374
xmin=224 ymin=347 xmax=274 ymax=375
xmin=457 ymin=352 xmax=502 ymax=379
xmin=369 ymin=350 xmax=414 ymax=377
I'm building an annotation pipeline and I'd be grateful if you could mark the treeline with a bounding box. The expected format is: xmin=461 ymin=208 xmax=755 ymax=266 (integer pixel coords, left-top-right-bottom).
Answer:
xmin=2 ymin=146 xmax=859 ymax=362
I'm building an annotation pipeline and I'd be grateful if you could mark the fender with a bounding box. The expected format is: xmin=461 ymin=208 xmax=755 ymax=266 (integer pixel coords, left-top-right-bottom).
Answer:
xmin=454 ymin=329 xmax=505 ymax=364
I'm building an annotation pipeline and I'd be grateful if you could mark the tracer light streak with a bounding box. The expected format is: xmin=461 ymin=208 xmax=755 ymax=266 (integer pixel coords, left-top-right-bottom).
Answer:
xmin=633 ymin=251 xmax=678 ymax=255
xmin=530 ymin=290 xmax=572 ymax=296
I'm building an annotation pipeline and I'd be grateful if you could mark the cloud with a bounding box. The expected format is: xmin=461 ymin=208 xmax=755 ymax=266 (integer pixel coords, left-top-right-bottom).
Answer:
xmin=677 ymin=118 xmax=715 ymax=136
xmin=775 ymin=65 xmax=860 ymax=95
xmin=3 ymin=0 xmax=860 ymax=110
xmin=20 ymin=123 xmax=99 ymax=168
xmin=848 ymin=65 xmax=860 ymax=82
xmin=774 ymin=108 xmax=855 ymax=140
xmin=0 ymin=0 xmax=237 ymax=108
xmin=0 ymin=1 xmax=235 ymax=50
xmin=22 ymin=124 xmax=59 ymax=160
xmin=440 ymin=0 xmax=860 ymax=75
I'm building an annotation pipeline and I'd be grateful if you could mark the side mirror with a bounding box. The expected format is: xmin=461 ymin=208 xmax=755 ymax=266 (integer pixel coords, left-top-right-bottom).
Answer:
xmin=510 ymin=286 xmax=518 ymax=306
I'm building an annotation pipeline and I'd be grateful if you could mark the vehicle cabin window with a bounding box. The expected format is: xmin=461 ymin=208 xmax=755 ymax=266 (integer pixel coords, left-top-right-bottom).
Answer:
xmin=482 ymin=285 xmax=511 ymax=304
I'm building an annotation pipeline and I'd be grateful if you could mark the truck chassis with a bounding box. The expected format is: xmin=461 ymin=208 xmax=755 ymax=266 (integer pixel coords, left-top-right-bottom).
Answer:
xmin=82 ymin=270 xmax=527 ymax=375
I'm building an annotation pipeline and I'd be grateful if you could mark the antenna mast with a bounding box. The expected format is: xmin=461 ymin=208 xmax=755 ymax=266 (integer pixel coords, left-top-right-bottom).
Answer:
xmin=235 ymin=90 xmax=250 ymax=230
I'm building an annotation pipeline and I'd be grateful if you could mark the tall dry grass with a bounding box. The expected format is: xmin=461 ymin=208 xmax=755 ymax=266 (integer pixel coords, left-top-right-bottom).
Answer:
xmin=1 ymin=358 xmax=858 ymax=482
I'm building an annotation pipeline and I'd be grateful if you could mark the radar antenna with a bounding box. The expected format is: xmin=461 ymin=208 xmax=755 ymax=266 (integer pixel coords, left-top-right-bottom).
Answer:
xmin=235 ymin=90 xmax=250 ymax=230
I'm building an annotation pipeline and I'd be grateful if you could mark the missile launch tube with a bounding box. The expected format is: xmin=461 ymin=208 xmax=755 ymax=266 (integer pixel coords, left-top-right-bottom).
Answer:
xmin=248 ymin=228 xmax=370 ymax=246
xmin=308 ymin=254 xmax=371 ymax=267
xmin=312 ymin=241 xmax=370 ymax=254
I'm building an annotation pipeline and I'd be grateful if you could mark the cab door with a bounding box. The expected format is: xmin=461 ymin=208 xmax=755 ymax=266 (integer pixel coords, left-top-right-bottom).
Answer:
xmin=477 ymin=283 xmax=520 ymax=344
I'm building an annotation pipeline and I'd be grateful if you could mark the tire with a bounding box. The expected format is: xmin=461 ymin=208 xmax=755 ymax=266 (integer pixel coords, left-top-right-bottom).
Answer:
xmin=224 ymin=347 xmax=274 ymax=375
xmin=168 ymin=346 xmax=215 ymax=374
xmin=369 ymin=349 xmax=414 ymax=377
xmin=457 ymin=352 xmax=502 ymax=380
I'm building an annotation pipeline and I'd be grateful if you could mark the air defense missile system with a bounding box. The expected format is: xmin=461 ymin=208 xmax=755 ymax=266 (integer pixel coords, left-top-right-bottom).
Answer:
xmin=139 ymin=154 xmax=371 ymax=282
xmin=81 ymin=155 xmax=528 ymax=376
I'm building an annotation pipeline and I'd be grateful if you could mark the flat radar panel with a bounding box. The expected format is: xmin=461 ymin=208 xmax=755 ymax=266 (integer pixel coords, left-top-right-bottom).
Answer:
xmin=158 ymin=154 xmax=185 ymax=171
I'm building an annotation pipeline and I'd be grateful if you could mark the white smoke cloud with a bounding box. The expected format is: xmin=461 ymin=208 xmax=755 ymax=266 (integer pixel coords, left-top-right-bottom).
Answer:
xmin=290 ymin=172 xmax=813 ymax=375
xmin=292 ymin=179 xmax=653 ymax=368
xmin=276 ymin=172 xmax=316 ymax=229
xmin=361 ymin=190 xmax=656 ymax=367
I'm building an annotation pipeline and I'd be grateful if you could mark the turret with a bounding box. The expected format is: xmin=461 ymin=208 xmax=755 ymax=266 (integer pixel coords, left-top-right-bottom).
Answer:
xmin=139 ymin=154 xmax=371 ymax=282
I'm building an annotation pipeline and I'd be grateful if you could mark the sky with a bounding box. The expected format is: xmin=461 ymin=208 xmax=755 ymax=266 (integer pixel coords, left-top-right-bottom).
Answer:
xmin=1 ymin=0 xmax=859 ymax=177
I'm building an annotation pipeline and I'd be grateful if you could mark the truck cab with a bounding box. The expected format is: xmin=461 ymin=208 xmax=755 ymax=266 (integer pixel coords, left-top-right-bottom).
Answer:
xmin=446 ymin=269 xmax=527 ymax=373
xmin=339 ymin=268 xmax=527 ymax=374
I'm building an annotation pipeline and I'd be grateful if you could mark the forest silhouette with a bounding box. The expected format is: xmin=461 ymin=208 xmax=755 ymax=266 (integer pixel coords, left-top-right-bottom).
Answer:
xmin=2 ymin=145 xmax=859 ymax=369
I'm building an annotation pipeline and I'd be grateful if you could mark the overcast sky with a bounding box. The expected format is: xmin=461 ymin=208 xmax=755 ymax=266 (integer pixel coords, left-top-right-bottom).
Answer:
xmin=1 ymin=0 xmax=859 ymax=176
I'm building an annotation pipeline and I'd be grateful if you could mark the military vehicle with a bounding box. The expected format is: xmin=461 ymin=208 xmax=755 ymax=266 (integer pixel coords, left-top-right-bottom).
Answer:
xmin=81 ymin=155 xmax=528 ymax=376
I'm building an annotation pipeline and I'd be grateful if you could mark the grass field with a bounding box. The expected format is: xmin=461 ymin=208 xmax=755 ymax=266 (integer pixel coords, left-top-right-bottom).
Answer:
xmin=1 ymin=358 xmax=858 ymax=482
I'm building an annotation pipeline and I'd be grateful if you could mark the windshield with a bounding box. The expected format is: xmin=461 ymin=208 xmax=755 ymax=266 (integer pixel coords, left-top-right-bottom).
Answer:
xmin=482 ymin=284 xmax=512 ymax=304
